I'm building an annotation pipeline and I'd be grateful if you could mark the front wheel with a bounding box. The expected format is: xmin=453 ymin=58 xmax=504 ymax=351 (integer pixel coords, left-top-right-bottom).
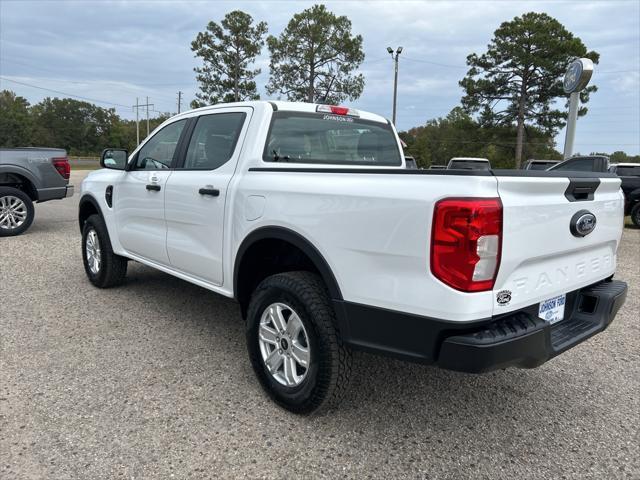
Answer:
xmin=0 ymin=187 xmax=34 ymax=237
xmin=246 ymin=272 xmax=352 ymax=414
xmin=82 ymin=214 xmax=128 ymax=288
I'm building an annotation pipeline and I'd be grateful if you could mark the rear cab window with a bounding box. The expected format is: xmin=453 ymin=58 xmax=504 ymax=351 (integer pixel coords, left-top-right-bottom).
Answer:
xmin=448 ymin=160 xmax=490 ymax=170
xmin=263 ymin=111 xmax=402 ymax=166
xmin=553 ymin=158 xmax=596 ymax=172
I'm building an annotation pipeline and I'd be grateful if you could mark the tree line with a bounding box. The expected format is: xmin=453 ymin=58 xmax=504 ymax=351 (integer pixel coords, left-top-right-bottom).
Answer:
xmin=1 ymin=6 xmax=638 ymax=165
xmin=0 ymin=90 xmax=168 ymax=155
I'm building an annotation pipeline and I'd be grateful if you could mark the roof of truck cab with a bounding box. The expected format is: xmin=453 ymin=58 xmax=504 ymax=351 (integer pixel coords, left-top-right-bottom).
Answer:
xmin=178 ymin=100 xmax=390 ymax=124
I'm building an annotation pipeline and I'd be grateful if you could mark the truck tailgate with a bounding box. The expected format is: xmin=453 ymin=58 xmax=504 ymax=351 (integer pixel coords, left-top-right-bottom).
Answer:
xmin=493 ymin=174 xmax=624 ymax=314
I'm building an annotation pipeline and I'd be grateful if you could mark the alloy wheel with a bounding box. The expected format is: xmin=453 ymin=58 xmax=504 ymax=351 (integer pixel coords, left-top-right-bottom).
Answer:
xmin=0 ymin=195 xmax=28 ymax=230
xmin=258 ymin=302 xmax=311 ymax=387
xmin=85 ymin=229 xmax=102 ymax=274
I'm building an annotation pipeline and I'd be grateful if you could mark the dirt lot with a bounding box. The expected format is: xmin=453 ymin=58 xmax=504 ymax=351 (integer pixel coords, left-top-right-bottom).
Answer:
xmin=1 ymin=171 xmax=639 ymax=479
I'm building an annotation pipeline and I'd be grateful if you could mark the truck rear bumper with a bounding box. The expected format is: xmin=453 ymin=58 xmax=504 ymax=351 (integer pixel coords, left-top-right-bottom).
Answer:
xmin=333 ymin=279 xmax=627 ymax=372
xmin=37 ymin=185 xmax=74 ymax=202
xmin=438 ymin=279 xmax=627 ymax=373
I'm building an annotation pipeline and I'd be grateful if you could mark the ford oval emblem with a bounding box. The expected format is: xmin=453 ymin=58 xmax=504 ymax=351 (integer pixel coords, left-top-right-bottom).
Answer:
xmin=570 ymin=210 xmax=597 ymax=237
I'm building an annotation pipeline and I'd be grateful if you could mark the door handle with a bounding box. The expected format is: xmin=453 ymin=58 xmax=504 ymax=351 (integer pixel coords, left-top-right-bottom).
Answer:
xmin=146 ymin=184 xmax=161 ymax=191
xmin=199 ymin=187 xmax=220 ymax=197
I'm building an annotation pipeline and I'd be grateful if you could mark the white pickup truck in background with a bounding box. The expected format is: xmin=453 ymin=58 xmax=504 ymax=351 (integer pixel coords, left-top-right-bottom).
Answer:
xmin=78 ymin=101 xmax=628 ymax=413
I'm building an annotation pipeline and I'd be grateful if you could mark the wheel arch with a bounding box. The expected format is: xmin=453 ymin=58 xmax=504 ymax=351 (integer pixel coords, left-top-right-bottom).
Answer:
xmin=78 ymin=194 xmax=103 ymax=232
xmin=233 ymin=226 xmax=343 ymax=317
xmin=628 ymin=187 xmax=640 ymax=203
xmin=0 ymin=167 xmax=39 ymax=201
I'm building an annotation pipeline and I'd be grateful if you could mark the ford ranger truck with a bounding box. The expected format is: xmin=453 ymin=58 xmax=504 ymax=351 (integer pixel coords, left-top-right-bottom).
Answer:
xmin=78 ymin=101 xmax=628 ymax=413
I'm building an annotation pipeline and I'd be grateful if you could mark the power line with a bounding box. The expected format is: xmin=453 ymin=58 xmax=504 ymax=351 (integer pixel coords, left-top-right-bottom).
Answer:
xmin=402 ymin=56 xmax=467 ymax=69
xmin=401 ymin=56 xmax=639 ymax=74
xmin=3 ymin=73 xmax=177 ymax=104
xmin=0 ymin=76 xmax=170 ymax=115
xmin=0 ymin=76 xmax=130 ymax=108
xmin=1 ymin=57 xmax=193 ymax=91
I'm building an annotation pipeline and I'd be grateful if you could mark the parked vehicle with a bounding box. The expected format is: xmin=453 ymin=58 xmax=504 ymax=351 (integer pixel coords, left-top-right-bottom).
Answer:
xmin=547 ymin=155 xmax=610 ymax=173
xmin=523 ymin=159 xmax=560 ymax=170
xmin=608 ymin=163 xmax=640 ymax=176
xmin=79 ymin=101 xmax=628 ymax=413
xmin=0 ymin=148 xmax=74 ymax=236
xmin=447 ymin=157 xmax=491 ymax=170
xmin=610 ymin=163 xmax=640 ymax=227
xmin=550 ymin=156 xmax=640 ymax=226
xmin=404 ymin=156 xmax=418 ymax=169
xmin=428 ymin=165 xmax=447 ymax=170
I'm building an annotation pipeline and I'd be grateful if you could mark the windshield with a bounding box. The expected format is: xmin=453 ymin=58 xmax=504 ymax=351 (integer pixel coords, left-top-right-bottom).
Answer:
xmin=263 ymin=111 xmax=402 ymax=166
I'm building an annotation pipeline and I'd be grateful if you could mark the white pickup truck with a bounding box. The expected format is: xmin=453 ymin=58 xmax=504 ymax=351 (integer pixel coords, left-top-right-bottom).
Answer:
xmin=79 ymin=101 xmax=628 ymax=413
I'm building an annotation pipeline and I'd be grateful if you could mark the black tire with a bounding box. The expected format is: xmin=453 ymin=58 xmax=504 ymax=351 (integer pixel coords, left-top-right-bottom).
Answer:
xmin=0 ymin=186 xmax=35 ymax=237
xmin=246 ymin=271 xmax=352 ymax=414
xmin=81 ymin=214 xmax=127 ymax=288
xmin=631 ymin=203 xmax=640 ymax=228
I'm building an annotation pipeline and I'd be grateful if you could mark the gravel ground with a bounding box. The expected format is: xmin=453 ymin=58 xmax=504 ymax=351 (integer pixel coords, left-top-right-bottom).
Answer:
xmin=1 ymin=171 xmax=639 ymax=479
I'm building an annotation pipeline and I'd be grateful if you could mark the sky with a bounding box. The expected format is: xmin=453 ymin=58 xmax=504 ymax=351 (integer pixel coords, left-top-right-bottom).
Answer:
xmin=1 ymin=0 xmax=639 ymax=154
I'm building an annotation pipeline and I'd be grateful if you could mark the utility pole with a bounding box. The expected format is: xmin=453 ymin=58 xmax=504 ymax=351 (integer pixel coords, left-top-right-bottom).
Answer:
xmin=387 ymin=46 xmax=403 ymax=125
xmin=146 ymin=96 xmax=150 ymax=137
xmin=177 ymin=91 xmax=183 ymax=113
xmin=132 ymin=97 xmax=155 ymax=145
xmin=134 ymin=97 xmax=139 ymax=146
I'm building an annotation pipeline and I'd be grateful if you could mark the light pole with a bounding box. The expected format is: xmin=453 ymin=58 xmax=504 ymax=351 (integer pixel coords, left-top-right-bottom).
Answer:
xmin=387 ymin=46 xmax=403 ymax=125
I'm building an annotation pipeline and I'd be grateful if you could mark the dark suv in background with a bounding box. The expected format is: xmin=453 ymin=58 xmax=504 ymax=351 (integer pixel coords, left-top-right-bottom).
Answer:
xmin=549 ymin=155 xmax=640 ymax=226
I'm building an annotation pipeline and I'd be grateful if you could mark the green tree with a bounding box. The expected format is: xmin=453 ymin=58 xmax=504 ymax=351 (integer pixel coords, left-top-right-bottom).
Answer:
xmin=30 ymin=97 xmax=119 ymax=155
xmin=266 ymin=4 xmax=365 ymax=103
xmin=402 ymin=108 xmax=561 ymax=168
xmin=460 ymin=12 xmax=599 ymax=167
xmin=0 ymin=90 xmax=32 ymax=147
xmin=191 ymin=10 xmax=268 ymax=107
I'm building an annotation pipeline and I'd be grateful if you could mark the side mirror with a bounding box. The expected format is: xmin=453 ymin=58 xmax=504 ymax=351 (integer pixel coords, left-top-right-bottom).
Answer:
xmin=100 ymin=148 xmax=128 ymax=170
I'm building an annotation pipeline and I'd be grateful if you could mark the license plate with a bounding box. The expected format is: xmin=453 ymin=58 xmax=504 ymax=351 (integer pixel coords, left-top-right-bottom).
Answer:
xmin=538 ymin=294 xmax=566 ymax=324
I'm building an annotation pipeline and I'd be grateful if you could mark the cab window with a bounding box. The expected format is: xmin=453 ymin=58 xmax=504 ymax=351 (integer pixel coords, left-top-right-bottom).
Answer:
xmin=553 ymin=158 xmax=596 ymax=172
xmin=132 ymin=119 xmax=187 ymax=170
xmin=182 ymin=113 xmax=246 ymax=170
xmin=263 ymin=112 xmax=402 ymax=166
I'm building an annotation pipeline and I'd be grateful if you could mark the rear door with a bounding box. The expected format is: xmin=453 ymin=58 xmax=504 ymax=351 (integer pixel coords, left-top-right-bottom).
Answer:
xmin=164 ymin=107 xmax=251 ymax=285
xmin=493 ymin=173 xmax=624 ymax=314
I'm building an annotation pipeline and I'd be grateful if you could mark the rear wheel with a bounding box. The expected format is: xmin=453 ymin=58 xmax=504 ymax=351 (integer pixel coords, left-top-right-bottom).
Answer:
xmin=631 ymin=203 xmax=640 ymax=228
xmin=0 ymin=187 xmax=34 ymax=237
xmin=82 ymin=214 xmax=128 ymax=288
xmin=246 ymin=272 xmax=352 ymax=414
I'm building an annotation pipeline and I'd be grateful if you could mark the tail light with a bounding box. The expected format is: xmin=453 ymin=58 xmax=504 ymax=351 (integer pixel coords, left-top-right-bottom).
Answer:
xmin=52 ymin=157 xmax=71 ymax=180
xmin=316 ymin=104 xmax=360 ymax=117
xmin=431 ymin=197 xmax=502 ymax=292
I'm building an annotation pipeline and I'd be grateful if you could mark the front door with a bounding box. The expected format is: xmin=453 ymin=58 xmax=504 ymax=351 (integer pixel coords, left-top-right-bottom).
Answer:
xmin=115 ymin=119 xmax=187 ymax=265
xmin=164 ymin=108 xmax=251 ymax=285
